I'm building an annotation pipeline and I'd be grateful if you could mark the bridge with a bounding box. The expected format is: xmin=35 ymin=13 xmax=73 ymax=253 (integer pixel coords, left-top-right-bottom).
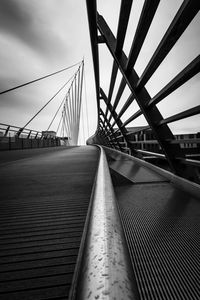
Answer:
xmin=0 ymin=1 xmax=200 ymax=299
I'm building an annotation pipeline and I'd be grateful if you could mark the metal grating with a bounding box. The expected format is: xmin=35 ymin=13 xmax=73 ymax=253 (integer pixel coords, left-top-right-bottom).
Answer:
xmin=115 ymin=182 xmax=200 ymax=300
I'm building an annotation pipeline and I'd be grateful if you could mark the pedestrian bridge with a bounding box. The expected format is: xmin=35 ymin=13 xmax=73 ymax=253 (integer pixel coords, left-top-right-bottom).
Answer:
xmin=0 ymin=0 xmax=200 ymax=299
xmin=0 ymin=145 xmax=199 ymax=299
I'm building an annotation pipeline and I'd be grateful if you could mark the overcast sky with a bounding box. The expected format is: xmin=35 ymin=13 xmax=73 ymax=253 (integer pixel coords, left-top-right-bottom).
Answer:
xmin=0 ymin=0 xmax=96 ymax=143
xmin=0 ymin=0 xmax=199 ymax=144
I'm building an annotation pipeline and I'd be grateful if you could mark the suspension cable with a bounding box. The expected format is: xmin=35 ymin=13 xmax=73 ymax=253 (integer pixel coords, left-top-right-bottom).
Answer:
xmin=53 ymin=59 xmax=84 ymax=144
xmin=78 ymin=61 xmax=85 ymax=144
xmin=56 ymin=113 xmax=63 ymax=135
xmin=46 ymin=96 xmax=66 ymax=131
xmin=61 ymin=112 xmax=64 ymax=138
xmin=21 ymin=63 xmax=83 ymax=133
xmin=21 ymin=74 xmax=75 ymax=130
xmin=83 ymin=65 xmax=89 ymax=137
xmin=0 ymin=61 xmax=81 ymax=95
xmin=81 ymin=101 xmax=85 ymax=144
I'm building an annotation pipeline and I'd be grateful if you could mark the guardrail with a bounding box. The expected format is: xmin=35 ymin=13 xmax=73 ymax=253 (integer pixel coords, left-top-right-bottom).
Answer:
xmin=86 ymin=0 xmax=200 ymax=183
xmin=0 ymin=123 xmax=60 ymax=150
xmin=69 ymin=146 xmax=138 ymax=299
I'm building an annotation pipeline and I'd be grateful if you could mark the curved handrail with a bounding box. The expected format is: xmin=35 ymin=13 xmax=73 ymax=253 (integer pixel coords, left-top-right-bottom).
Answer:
xmin=69 ymin=146 xmax=138 ymax=299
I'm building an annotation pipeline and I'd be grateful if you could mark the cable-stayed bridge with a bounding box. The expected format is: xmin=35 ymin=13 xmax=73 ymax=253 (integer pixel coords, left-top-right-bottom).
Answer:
xmin=0 ymin=1 xmax=200 ymax=299
xmin=0 ymin=60 xmax=86 ymax=147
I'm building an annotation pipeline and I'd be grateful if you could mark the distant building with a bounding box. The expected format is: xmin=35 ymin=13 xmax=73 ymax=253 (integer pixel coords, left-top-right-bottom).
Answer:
xmin=175 ymin=133 xmax=200 ymax=149
xmin=113 ymin=127 xmax=200 ymax=155
xmin=42 ymin=131 xmax=56 ymax=138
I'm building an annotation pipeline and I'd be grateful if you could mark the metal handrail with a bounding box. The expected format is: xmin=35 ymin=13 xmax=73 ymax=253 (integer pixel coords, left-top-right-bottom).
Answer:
xmin=0 ymin=122 xmax=59 ymax=139
xmin=69 ymin=146 xmax=138 ymax=299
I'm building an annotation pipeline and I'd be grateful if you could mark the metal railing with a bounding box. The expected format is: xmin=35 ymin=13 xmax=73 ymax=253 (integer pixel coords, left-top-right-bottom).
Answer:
xmin=0 ymin=123 xmax=60 ymax=150
xmin=69 ymin=146 xmax=138 ymax=299
xmin=0 ymin=123 xmax=44 ymax=139
xmin=86 ymin=0 xmax=200 ymax=183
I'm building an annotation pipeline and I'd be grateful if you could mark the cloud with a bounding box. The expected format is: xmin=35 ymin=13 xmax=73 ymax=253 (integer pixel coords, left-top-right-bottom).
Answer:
xmin=3 ymin=0 xmax=198 ymax=139
xmin=0 ymin=0 xmax=97 ymax=140
xmin=0 ymin=0 xmax=30 ymax=30
xmin=0 ymin=0 xmax=69 ymax=61
xmin=0 ymin=0 xmax=37 ymax=48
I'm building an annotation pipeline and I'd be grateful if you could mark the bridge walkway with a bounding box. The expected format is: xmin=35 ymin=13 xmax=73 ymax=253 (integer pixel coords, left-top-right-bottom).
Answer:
xmin=0 ymin=146 xmax=199 ymax=299
xmin=0 ymin=146 xmax=99 ymax=300
xmin=111 ymin=165 xmax=199 ymax=299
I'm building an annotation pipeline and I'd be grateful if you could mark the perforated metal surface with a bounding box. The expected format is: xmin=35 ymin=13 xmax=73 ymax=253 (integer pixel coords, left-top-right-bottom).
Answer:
xmin=115 ymin=183 xmax=200 ymax=300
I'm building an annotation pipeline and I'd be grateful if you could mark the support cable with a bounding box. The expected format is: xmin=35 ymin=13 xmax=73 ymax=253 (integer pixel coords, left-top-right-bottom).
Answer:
xmin=64 ymin=102 xmax=71 ymax=139
xmin=71 ymin=81 xmax=75 ymax=139
xmin=77 ymin=62 xmax=84 ymax=144
xmin=67 ymin=93 xmax=72 ymax=138
xmin=19 ymin=72 xmax=77 ymax=134
xmin=63 ymin=106 xmax=70 ymax=138
xmin=74 ymin=77 xmax=78 ymax=128
xmin=69 ymin=91 xmax=73 ymax=142
xmin=76 ymin=70 xmax=81 ymax=126
xmin=75 ymin=68 xmax=81 ymax=144
xmin=46 ymin=96 xmax=66 ymax=131
xmin=83 ymin=66 xmax=90 ymax=137
xmin=0 ymin=62 xmax=81 ymax=95
xmin=57 ymin=60 xmax=84 ymax=145
xmin=56 ymin=113 xmax=63 ymax=135
xmin=81 ymin=101 xmax=85 ymax=144
xmin=71 ymin=83 xmax=75 ymax=144
xmin=74 ymin=75 xmax=77 ymax=127
xmin=60 ymin=112 xmax=64 ymax=138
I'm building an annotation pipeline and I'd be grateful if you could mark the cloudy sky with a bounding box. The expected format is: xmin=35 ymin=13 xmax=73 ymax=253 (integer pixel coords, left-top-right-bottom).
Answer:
xmin=0 ymin=0 xmax=96 ymax=143
xmin=0 ymin=0 xmax=199 ymax=144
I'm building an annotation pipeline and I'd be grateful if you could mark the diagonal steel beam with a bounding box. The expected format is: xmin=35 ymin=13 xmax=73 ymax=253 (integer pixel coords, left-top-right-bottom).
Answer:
xmin=86 ymin=0 xmax=100 ymax=117
xmin=100 ymin=88 xmax=140 ymax=156
xmin=126 ymin=0 xmax=160 ymax=72
xmin=107 ymin=0 xmax=160 ymax=124
xmin=148 ymin=55 xmax=200 ymax=107
xmin=99 ymin=121 xmax=113 ymax=148
xmin=103 ymin=0 xmax=133 ymax=127
xmin=100 ymin=108 xmax=123 ymax=151
xmin=159 ymin=105 xmax=200 ymax=126
xmin=136 ymin=0 xmax=200 ymax=89
xmin=97 ymin=12 xmax=185 ymax=175
xmin=110 ymin=93 xmax=135 ymax=129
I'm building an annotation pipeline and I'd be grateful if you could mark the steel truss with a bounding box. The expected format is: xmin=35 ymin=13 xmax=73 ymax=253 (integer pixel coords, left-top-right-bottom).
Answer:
xmin=86 ymin=0 xmax=200 ymax=182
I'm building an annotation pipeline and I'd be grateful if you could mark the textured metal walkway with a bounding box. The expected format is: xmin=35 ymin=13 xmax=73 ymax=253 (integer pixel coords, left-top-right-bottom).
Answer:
xmin=0 ymin=146 xmax=99 ymax=299
xmin=112 ymin=166 xmax=200 ymax=300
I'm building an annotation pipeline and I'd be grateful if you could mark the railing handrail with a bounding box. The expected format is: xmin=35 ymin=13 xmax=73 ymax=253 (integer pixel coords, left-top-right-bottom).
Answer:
xmin=0 ymin=122 xmax=60 ymax=139
xmin=69 ymin=146 xmax=138 ymax=299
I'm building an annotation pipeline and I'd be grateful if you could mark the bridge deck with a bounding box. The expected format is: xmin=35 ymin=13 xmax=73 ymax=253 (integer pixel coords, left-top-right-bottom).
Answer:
xmin=0 ymin=146 xmax=199 ymax=299
xmin=108 ymin=149 xmax=200 ymax=300
xmin=0 ymin=146 xmax=99 ymax=300
xmin=114 ymin=181 xmax=200 ymax=299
